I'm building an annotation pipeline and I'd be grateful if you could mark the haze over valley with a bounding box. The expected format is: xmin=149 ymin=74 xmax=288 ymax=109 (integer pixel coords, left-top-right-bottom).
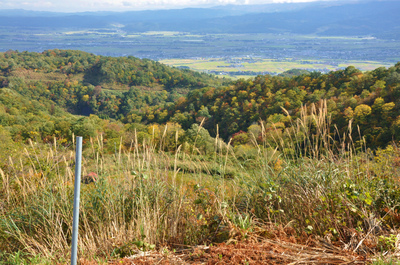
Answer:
xmin=0 ymin=0 xmax=399 ymax=76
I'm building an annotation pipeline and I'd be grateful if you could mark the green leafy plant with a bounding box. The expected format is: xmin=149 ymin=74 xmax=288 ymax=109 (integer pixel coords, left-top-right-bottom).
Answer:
xmin=378 ymin=234 xmax=398 ymax=252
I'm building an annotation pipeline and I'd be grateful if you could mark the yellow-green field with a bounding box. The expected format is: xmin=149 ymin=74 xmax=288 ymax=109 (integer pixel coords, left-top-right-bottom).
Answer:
xmin=160 ymin=57 xmax=393 ymax=77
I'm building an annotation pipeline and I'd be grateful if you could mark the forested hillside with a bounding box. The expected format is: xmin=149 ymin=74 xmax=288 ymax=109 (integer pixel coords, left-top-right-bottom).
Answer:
xmin=157 ymin=63 xmax=400 ymax=149
xmin=0 ymin=50 xmax=222 ymax=148
xmin=1 ymin=50 xmax=400 ymax=153
xmin=3 ymin=50 xmax=400 ymax=264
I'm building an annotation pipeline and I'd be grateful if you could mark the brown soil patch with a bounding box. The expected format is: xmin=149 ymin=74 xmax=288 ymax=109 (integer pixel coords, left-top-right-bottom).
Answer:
xmin=80 ymin=239 xmax=367 ymax=265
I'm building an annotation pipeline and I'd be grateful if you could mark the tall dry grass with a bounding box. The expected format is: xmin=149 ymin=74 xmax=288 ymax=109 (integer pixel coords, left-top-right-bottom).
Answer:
xmin=0 ymin=132 xmax=232 ymax=262
xmin=233 ymin=100 xmax=400 ymax=251
xmin=1 ymin=101 xmax=400 ymax=263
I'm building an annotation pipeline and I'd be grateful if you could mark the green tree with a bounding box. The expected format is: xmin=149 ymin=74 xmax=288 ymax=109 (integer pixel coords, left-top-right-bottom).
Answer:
xmin=354 ymin=104 xmax=372 ymax=123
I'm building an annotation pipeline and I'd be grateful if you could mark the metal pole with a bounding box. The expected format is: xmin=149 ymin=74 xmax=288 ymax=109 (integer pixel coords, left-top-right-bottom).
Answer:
xmin=71 ymin=136 xmax=82 ymax=265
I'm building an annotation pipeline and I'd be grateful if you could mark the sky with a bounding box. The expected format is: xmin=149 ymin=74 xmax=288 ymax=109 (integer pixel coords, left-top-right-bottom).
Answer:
xmin=0 ymin=0 xmax=337 ymax=12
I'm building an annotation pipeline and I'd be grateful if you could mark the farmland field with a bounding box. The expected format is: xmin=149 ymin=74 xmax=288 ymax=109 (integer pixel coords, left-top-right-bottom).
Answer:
xmin=0 ymin=28 xmax=398 ymax=73
xmin=159 ymin=57 xmax=392 ymax=78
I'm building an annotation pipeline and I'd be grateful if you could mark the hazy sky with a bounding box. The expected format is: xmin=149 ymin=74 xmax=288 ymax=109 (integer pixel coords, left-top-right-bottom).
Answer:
xmin=0 ymin=0 xmax=335 ymax=12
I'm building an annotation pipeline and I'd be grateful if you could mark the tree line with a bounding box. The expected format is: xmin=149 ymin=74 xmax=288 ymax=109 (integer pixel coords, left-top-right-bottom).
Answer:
xmin=1 ymin=50 xmax=400 ymax=156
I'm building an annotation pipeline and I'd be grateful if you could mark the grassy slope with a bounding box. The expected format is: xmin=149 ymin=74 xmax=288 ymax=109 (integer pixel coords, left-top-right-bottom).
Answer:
xmin=1 ymin=111 xmax=400 ymax=263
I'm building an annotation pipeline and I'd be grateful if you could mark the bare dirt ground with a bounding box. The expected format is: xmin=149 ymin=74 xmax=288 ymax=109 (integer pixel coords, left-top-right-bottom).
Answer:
xmin=77 ymin=220 xmax=392 ymax=264
xmin=104 ymin=240 xmax=366 ymax=265
xmin=78 ymin=230 xmax=368 ymax=264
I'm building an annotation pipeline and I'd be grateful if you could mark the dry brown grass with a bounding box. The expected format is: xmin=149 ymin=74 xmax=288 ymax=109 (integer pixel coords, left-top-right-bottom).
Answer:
xmin=1 ymin=106 xmax=400 ymax=264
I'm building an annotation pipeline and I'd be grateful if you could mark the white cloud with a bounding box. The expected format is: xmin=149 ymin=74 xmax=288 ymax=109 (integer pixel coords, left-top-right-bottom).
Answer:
xmin=0 ymin=0 xmax=331 ymax=12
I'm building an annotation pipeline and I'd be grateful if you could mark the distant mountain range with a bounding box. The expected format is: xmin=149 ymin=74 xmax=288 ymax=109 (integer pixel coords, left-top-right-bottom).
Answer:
xmin=0 ymin=0 xmax=399 ymax=39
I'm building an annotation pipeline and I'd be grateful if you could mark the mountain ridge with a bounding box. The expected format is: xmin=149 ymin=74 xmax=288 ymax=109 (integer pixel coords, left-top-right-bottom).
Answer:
xmin=0 ymin=0 xmax=398 ymax=39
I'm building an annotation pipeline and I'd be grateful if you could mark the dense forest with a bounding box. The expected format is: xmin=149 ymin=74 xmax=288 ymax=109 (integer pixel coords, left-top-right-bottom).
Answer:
xmin=1 ymin=49 xmax=400 ymax=156
xmin=160 ymin=64 xmax=400 ymax=148
xmin=0 ymin=50 xmax=222 ymax=151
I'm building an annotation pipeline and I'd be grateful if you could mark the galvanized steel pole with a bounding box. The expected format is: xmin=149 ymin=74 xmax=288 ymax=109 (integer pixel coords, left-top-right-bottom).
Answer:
xmin=71 ymin=136 xmax=82 ymax=265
